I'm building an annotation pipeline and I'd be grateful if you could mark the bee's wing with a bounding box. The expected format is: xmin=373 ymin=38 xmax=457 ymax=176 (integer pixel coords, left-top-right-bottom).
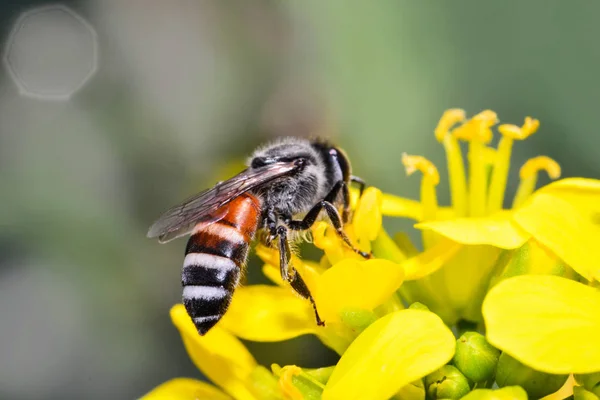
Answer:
xmin=147 ymin=161 xmax=300 ymax=243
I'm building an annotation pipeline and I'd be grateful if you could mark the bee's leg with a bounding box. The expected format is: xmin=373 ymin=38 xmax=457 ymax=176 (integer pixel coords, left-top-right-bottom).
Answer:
xmin=264 ymin=207 xmax=278 ymax=246
xmin=287 ymin=196 xmax=371 ymax=259
xmin=340 ymin=180 xmax=351 ymax=223
xmin=317 ymin=179 xmax=352 ymax=223
xmin=350 ymin=175 xmax=366 ymax=197
xmin=276 ymin=225 xmax=324 ymax=326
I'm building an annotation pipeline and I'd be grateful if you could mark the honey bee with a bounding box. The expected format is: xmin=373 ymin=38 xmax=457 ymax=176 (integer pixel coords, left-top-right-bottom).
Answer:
xmin=148 ymin=138 xmax=368 ymax=335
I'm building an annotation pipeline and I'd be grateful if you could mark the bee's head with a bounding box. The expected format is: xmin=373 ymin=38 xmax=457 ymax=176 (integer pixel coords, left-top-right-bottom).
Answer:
xmin=249 ymin=139 xmax=318 ymax=171
xmin=248 ymin=138 xmax=327 ymax=214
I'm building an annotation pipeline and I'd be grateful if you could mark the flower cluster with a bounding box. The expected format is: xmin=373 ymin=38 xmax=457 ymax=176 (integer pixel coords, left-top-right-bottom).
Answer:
xmin=144 ymin=110 xmax=600 ymax=400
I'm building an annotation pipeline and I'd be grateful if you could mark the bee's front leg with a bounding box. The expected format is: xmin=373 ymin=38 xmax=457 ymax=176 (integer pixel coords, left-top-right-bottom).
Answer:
xmin=276 ymin=224 xmax=324 ymax=326
xmin=264 ymin=207 xmax=278 ymax=246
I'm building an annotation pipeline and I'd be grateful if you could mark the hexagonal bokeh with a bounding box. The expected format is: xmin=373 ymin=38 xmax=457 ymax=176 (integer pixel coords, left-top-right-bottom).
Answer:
xmin=4 ymin=5 xmax=98 ymax=100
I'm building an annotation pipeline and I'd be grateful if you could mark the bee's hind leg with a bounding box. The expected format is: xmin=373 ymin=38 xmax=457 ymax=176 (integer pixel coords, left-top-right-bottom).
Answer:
xmin=276 ymin=225 xmax=324 ymax=326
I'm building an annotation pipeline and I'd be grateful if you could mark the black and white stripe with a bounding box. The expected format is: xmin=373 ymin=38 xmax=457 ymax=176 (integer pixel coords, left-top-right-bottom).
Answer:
xmin=181 ymin=251 xmax=241 ymax=335
xmin=185 ymin=237 xmax=248 ymax=267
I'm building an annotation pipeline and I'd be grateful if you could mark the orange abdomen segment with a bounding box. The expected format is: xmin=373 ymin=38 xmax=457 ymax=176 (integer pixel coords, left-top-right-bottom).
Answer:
xmin=182 ymin=193 xmax=261 ymax=335
xmin=216 ymin=193 xmax=261 ymax=244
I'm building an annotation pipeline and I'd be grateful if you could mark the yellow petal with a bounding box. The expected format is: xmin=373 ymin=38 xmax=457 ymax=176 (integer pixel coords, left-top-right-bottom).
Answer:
xmin=402 ymin=237 xmax=462 ymax=280
xmin=513 ymin=192 xmax=600 ymax=281
xmin=348 ymin=186 xmax=360 ymax=210
xmin=381 ymin=194 xmax=423 ymax=221
xmin=322 ymin=309 xmax=455 ymax=400
xmin=353 ymin=187 xmax=383 ymax=242
xmin=141 ymin=378 xmax=232 ymax=400
xmin=428 ymin=245 xmax=501 ymax=322
xmin=483 ymin=275 xmax=600 ymax=374
xmin=541 ymin=375 xmax=575 ymax=400
xmin=415 ymin=212 xmax=530 ymax=249
xmin=262 ymin=264 xmax=285 ymax=287
xmin=395 ymin=379 xmax=426 ymax=400
xmin=538 ymin=178 xmax=600 ymax=223
xmin=371 ymin=228 xmax=408 ymax=263
xmin=170 ymin=305 xmax=258 ymax=400
xmin=460 ymin=386 xmax=528 ymax=400
xmin=314 ymin=259 xmax=404 ymax=323
xmin=312 ymin=221 xmax=364 ymax=264
xmin=219 ymin=285 xmax=316 ymax=342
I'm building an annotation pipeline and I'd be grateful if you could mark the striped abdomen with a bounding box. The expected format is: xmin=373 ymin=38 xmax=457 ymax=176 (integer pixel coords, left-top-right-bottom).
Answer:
xmin=182 ymin=193 xmax=260 ymax=335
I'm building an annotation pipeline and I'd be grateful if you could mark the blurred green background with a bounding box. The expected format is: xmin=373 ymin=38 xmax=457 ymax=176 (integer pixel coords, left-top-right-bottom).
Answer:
xmin=1 ymin=1 xmax=599 ymax=399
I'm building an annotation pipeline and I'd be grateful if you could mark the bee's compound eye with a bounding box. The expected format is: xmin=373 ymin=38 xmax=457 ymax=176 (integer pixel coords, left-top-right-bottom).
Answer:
xmin=294 ymin=158 xmax=307 ymax=168
xmin=251 ymin=157 xmax=268 ymax=168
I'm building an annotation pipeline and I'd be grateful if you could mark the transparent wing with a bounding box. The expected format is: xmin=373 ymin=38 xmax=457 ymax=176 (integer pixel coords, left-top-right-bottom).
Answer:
xmin=147 ymin=161 xmax=300 ymax=242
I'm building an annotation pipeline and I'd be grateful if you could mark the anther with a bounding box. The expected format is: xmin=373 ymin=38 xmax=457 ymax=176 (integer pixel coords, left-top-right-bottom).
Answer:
xmin=452 ymin=110 xmax=498 ymax=143
xmin=520 ymin=156 xmax=561 ymax=180
xmin=402 ymin=153 xmax=440 ymax=185
xmin=498 ymin=116 xmax=540 ymax=140
xmin=435 ymin=108 xmax=466 ymax=141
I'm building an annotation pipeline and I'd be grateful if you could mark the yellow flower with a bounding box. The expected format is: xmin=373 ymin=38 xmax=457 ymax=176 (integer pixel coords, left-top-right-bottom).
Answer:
xmin=382 ymin=110 xmax=600 ymax=323
xmin=144 ymin=109 xmax=600 ymax=399
xmin=142 ymin=305 xmax=285 ymax=400
xmin=381 ymin=109 xmax=600 ymax=381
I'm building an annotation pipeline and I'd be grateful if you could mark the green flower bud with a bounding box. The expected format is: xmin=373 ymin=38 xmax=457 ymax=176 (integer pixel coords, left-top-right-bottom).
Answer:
xmin=290 ymin=375 xmax=323 ymax=400
xmin=575 ymin=372 xmax=600 ymax=394
xmin=574 ymin=386 xmax=600 ymax=400
xmin=489 ymin=243 xmax=578 ymax=290
xmin=495 ymin=352 xmax=568 ymax=398
xmin=409 ymin=302 xmax=430 ymax=311
xmin=460 ymin=386 xmax=528 ymax=400
xmin=453 ymin=331 xmax=500 ymax=383
xmin=340 ymin=307 xmax=378 ymax=332
xmin=396 ymin=379 xmax=426 ymax=400
xmin=302 ymin=366 xmax=335 ymax=386
xmin=249 ymin=366 xmax=284 ymax=400
xmin=425 ymin=365 xmax=471 ymax=399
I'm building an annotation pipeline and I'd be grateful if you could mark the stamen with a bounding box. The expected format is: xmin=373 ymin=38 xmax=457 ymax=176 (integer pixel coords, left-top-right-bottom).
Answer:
xmin=520 ymin=156 xmax=561 ymax=180
xmin=452 ymin=110 xmax=498 ymax=144
xmin=401 ymin=154 xmax=440 ymax=185
xmin=278 ymin=365 xmax=304 ymax=400
xmin=488 ymin=117 xmax=540 ymax=213
xmin=402 ymin=154 xmax=439 ymax=247
xmin=497 ymin=117 xmax=539 ymax=140
xmin=482 ymin=146 xmax=497 ymax=165
xmin=450 ymin=110 xmax=499 ymax=217
xmin=442 ymin=134 xmax=468 ymax=217
xmin=435 ymin=108 xmax=466 ymax=142
xmin=513 ymin=156 xmax=561 ymax=208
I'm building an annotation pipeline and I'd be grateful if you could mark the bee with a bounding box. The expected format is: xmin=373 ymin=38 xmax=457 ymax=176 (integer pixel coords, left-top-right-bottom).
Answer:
xmin=147 ymin=137 xmax=368 ymax=335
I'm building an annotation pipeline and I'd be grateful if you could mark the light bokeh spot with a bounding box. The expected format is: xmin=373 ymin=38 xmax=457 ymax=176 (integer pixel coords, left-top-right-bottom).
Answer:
xmin=3 ymin=5 xmax=98 ymax=100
